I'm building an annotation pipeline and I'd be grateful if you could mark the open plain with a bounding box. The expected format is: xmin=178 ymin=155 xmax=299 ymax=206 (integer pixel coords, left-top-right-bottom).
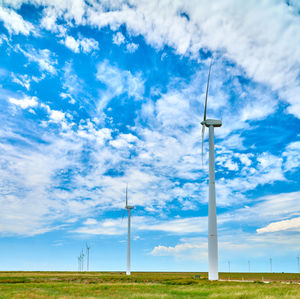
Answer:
xmin=0 ymin=271 xmax=299 ymax=298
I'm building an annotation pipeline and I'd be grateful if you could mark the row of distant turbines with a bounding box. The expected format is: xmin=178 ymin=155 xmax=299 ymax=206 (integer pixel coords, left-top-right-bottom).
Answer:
xmin=77 ymin=244 xmax=90 ymax=272
xmin=226 ymin=257 xmax=300 ymax=273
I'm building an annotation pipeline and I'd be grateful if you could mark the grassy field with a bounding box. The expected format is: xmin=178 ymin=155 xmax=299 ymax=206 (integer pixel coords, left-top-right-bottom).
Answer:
xmin=0 ymin=271 xmax=299 ymax=298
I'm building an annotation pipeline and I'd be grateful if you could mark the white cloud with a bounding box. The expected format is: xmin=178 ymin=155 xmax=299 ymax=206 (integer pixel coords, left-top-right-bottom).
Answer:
xmin=83 ymin=218 xmax=98 ymax=225
xmin=40 ymin=6 xmax=66 ymax=35
xmin=75 ymin=217 xmax=127 ymax=235
xmin=235 ymin=153 xmax=253 ymax=167
xmin=0 ymin=134 xmax=82 ymax=235
xmin=40 ymin=103 xmax=66 ymax=123
xmin=257 ymin=217 xmax=300 ymax=234
xmin=113 ymin=32 xmax=138 ymax=52
xmin=84 ymin=0 xmax=300 ymax=118
xmin=4 ymin=0 xmax=300 ymax=118
xmin=49 ymin=110 xmax=65 ymax=122
xmin=0 ymin=6 xmax=34 ymax=35
xmin=64 ymin=35 xmax=80 ymax=53
xmin=110 ymin=133 xmax=138 ymax=149
xmin=283 ymin=141 xmax=300 ymax=172
xmin=11 ymin=73 xmax=31 ymax=90
xmin=75 ymin=215 xmax=208 ymax=236
xmin=221 ymin=191 xmax=300 ymax=229
xmin=113 ymin=32 xmax=125 ymax=45
xmin=214 ymin=152 xmax=284 ymax=205
xmin=62 ymin=35 xmax=99 ymax=53
xmin=61 ymin=63 xmax=89 ymax=107
xmin=126 ymin=42 xmax=138 ymax=53
xmin=18 ymin=46 xmax=57 ymax=74
xmin=9 ymin=96 xmax=38 ymax=109
xmin=80 ymin=37 xmax=99 ymax=53
xmin=143 ymin=217 xmax=207 ymax=234
xmin=77 ymin=121 xmax=112 ymax=145
xmin=0 ymin=1 xmax=299 ymax=244
xmin=150 ymin=242 xmax=207 ymax=261
xmin=96 ymin=60 xmax=144 ymax=111
xmin=6 ymin=0 xmax=86 ymax=26
xmin=11 ymin=73 xmax=45 ymax=90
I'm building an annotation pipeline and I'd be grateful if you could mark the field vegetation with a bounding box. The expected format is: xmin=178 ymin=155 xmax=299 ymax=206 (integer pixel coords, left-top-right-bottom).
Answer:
xmin=0 ymin=271 xmax=299 ymax=298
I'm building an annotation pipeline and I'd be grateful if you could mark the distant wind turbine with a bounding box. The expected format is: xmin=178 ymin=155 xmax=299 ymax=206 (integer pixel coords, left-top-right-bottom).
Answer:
xmin=122 ymin=184 xmax=134 ymax=275
xmin=270 ymin=257 xmax=272 ymax=273
xmin=297 ymin=255 xmax=300 ymax=273
xmin=81 ymin=250 xmax=85 ymax=272
xmin=201 ymin=59 xmax=222 ymax=281
xmin=86 ymin=243 xmax=91 ymax=272
xmin=78 ymin=256 xmax=81 ymax=272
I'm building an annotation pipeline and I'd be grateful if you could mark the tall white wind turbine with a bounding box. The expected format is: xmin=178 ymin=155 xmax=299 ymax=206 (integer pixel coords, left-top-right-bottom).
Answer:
xmin=201 ymin=60 xmax=222 ymax=281
xmin=123 ymin=184 xmax=134 ymax=275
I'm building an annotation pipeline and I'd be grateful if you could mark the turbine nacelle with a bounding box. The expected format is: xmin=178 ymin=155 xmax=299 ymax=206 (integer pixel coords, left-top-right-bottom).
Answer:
xmin=201 ymin=119 xmax=222 ymax=128
xmin=126 ymin=205 xmax=134 ymax=210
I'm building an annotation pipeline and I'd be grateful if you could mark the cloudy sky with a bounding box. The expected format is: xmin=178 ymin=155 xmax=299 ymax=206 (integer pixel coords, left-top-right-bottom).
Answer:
xmin=0 ymin=0 xmax=299 ymax=272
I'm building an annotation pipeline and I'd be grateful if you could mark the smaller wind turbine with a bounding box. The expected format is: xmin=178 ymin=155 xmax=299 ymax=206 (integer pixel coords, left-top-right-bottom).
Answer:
xmin=269 ymin=257 xmax=272 ymax=273
xmin=86 ymin=244 xmax=91 ymax=272
xmin=78 ymin=256 xmax=81 ymax=272
xmin=248 ymin=260 xmax=251 ymax=273
xmin=122 ymin=184 xmax=134 ymax=275
xmin=297 ymin=255 xmax=300 ymax=273
xmin=81 ymin=250 xmax=85 ymax=272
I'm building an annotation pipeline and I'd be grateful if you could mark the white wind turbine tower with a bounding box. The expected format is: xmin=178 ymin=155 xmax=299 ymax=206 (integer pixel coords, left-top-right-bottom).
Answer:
xmin=81 ymin=250 xmax=85 ymax=272
xmin=122 ymin=184 xmax=134 ymax=275
xmin=86 ymin=243 xmax=91 ymax=272
xmin=78 ymin=256 xmax=81 ymax=272
xmin=201 ymin=59 xmax=222 ymax=281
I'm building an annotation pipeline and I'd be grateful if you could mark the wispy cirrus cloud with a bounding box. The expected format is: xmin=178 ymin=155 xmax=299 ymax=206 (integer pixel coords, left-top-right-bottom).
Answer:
xmin=96 ymin=60 xmax=144 ymax=111
xmin=0 ymin=6 xmax=35 ymax=35
xmin=4 ymin=0 xmax=300 ymax=117
xmin=18 ymin=45 xmax=57 ymax=74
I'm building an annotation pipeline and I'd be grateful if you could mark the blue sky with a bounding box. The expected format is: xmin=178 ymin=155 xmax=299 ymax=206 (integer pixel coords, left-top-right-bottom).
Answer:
xmin=0 ymin=0 xmax=299 ymax=273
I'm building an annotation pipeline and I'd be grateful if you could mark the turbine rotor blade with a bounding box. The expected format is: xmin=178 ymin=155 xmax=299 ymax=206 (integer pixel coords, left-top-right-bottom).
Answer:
xmin=203 ymin=59 xmax=213 ymax=122
xmin=201 ymin=124 xmax=205 ymax=165
xmin=121 ymin=209 xmax=126 ymax=223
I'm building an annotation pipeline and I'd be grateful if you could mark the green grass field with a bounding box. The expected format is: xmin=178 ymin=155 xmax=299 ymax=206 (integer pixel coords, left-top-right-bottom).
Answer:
xmin=0 ymin=271 xmax=299 ymax=298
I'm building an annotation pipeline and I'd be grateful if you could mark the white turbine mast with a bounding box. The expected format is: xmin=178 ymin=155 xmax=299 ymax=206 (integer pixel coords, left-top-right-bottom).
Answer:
xmin=86 ymin=243 xmax=91 ymax=272
xmin=81 ymin=250 xmax=85 ymax=272
xmin=201 ymin=59 xmax=222 ymax=281
xmin=78 ymin=256 xmax=81 ymax=272
xmin=123 ymin=184 xmax=134 ymax=275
